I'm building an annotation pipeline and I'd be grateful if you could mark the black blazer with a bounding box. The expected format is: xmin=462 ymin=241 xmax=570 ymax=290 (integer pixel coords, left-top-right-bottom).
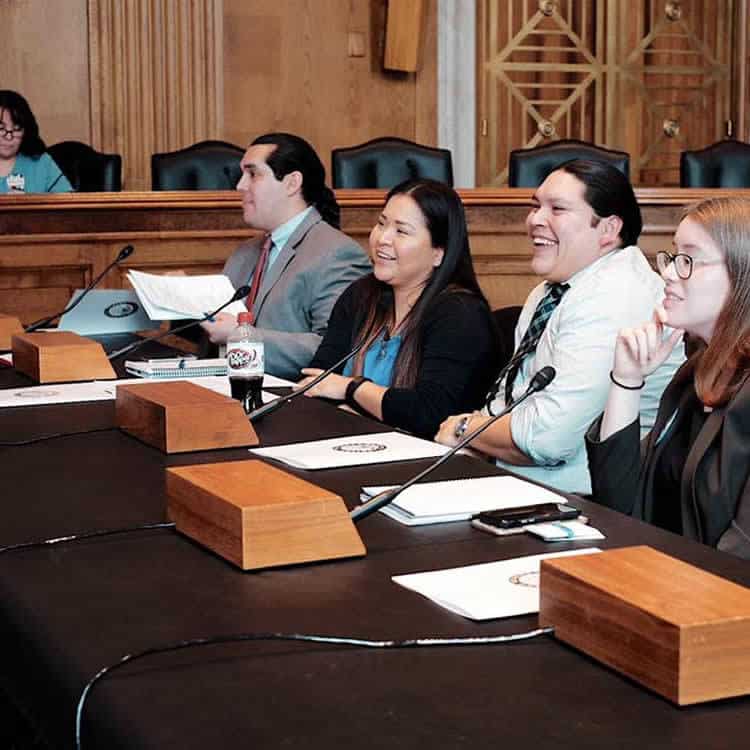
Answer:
xmin=586 ymin=360 xmax=750 ymax=559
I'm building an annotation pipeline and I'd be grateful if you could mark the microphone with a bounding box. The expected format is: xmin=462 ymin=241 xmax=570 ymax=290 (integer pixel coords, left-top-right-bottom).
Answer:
xmin=106 ymin=284 xmax=251 ymax=361
xmin=25 ymin=245 xmax=135 ymax=332
xmin=350 ymin=366 xmax=556 ymax=522
xmin=245 ymin=334 xmax=373 ymax=423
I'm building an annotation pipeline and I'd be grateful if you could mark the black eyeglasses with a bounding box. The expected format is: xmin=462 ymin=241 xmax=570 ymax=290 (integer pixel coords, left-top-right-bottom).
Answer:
xmin=656 ymin=250 xmax=723 ymax=280
xmin=0 ymin=125 xmax=23 ymax=139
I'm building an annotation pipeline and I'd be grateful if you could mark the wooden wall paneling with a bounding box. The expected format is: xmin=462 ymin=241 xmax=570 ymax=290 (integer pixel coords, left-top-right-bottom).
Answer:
xmin=415 ymin=0 xmax=438 ymax=146
xmin=88 ymin=0 xmax=223 ymax=191
xmin=478 ymin=1 xmax=743 ymax=187
xmin=0 ymin=0 xmax=91 ymax=146
xmin=221 ymin=0 xmax=438 ymax=180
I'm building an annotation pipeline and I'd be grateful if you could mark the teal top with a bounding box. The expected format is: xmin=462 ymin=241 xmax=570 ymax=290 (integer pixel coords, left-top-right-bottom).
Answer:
xmin=343 ymin=331 xmax=403 ymax=387
xmin=0 ymin=152 xmax=73 ymax=194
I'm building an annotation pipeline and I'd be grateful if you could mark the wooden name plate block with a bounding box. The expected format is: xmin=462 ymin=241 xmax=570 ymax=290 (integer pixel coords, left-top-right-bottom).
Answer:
xmin=11 ymin=331 xmax=115 ymax=383
xmin=539 ymin=546 xmax=750 ymax=705
xmin=0 ymin=314 xmax=23 ymax=350
xmin=117 ymin=381 xmax=258 ymax=453
xmin=166 ymin=459 xmax=366 ymax=570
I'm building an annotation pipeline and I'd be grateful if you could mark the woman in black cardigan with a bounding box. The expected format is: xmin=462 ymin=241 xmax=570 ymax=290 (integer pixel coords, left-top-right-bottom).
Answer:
xmin=296 ymin=178 xmax=499 ymax=439
xmin=587 ymin=197 xmax=750 ymax=559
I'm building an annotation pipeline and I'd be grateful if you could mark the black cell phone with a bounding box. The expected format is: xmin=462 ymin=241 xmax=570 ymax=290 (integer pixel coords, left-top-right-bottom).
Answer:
xmin=475 ymin=503 xmax=580 ymax=529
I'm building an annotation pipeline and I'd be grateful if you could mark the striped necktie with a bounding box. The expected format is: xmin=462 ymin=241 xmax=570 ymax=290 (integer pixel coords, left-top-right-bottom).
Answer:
xmin=487 ymin=282 xmax=569 ymax=410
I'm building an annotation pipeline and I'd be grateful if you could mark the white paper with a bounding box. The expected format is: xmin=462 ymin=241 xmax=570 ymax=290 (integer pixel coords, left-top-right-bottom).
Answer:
xmin=361 ymin=475 xmax=566 ymax=526
xmin=0 ymin=376 xmax=276 ymax=408
xmin=127 ymin=270 xmax=247 ymax=320
xmin=0 ymin=352 xmax=12 ymax=365
xmin=0 ymin=380 xmax=120 ymax=407
xmin=392 ymin=548 xmax=601 ymax=621
xmin=250 ymin=431 xmax=448 ymax=470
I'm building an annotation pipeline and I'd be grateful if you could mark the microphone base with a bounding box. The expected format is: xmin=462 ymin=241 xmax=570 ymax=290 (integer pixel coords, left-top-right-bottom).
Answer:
xmin=12 ymin=331 xmax=116 ymax=383
xmin=167 ymin=460 xmax=366 ymax=569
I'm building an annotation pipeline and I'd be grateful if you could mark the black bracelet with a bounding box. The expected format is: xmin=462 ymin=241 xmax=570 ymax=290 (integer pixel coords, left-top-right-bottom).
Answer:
xmin=609 ymin=370 xmax=645 ymax=390
xmin=345 ymin=376 xmax=371 ymax=409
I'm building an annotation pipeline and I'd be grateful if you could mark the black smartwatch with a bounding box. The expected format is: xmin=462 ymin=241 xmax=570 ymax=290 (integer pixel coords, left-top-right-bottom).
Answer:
xmin=345 ymin=376 xmax=371 ymax=410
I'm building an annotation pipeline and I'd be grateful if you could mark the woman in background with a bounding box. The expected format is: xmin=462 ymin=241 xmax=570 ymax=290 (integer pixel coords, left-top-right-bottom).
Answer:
xmin=0 ymin=90 xmax=72 ymax=194
xmin=587 ymin=197 xmax=750 ymax=559
xmin=296 ymin=178 xmax=499 ymax=439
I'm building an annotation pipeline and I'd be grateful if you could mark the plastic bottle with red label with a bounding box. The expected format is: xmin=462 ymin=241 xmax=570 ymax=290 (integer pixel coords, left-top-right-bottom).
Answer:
xmin=226 ymin=312 xmax=264 ymax=413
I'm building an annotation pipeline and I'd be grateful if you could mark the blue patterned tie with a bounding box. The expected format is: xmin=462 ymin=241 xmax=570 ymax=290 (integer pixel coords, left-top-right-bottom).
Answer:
xmin=487 ymin=282 xmax=569 ymax=410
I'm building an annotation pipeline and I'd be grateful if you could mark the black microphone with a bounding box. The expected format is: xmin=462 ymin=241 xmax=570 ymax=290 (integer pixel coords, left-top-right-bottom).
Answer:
xmin=106 ymin=284 xmax=251 ymax=361
xmin=245 ymin=333 xmax=375 ymax=423
xmin=25 ymin=245 xmax=135 ymax=333
xmin=350 ymin=366 xmax=556 ymax=522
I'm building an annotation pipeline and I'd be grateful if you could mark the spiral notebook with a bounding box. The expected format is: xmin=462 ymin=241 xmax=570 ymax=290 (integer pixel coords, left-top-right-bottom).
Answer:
xmin=359 ymin=475 xmax=565 ymax=526
xmin=124 ymin=358 xmax=227 ymax=378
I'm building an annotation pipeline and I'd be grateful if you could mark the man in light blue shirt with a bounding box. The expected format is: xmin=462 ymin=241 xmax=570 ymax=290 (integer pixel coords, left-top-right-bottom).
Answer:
xmin=436 ymin=160 xmax=684 ymax=494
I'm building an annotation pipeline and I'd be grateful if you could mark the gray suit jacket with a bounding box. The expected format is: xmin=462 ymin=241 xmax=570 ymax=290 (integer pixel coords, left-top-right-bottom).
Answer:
xmin=223 ymin=207 xmax=371 ymax=379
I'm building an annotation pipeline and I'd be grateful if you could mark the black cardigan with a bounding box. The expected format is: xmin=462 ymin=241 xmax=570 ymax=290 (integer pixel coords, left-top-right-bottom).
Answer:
xmin=309 ymin=278 xmax=500 ymax=439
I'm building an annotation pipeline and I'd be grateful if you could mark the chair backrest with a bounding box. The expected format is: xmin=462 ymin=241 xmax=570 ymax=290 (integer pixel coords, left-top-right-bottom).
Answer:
xmin=47 ymin=141 xmax=122 ymax=192
xmin=331 ymin=137 xmax=453 ymax=189
xmin=151 ymin=140 xmax=245 ymax=190
xmin=492 ymin=305 xmax=522 ymax=371
xmin=508 ymin=139 xmax=630 ymax=188
xmin=680 ymin=140 xmax=750 ymax=187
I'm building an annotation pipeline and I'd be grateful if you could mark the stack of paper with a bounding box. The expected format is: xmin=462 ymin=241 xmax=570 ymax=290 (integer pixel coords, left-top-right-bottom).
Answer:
xmin=127 ymin=270 xmax=247 ymax=321
xmin=125 ymin=358 xmax=228 ymax=378
xmin=393 ymin=548 xmax=601 ymax=620
xmin=251 ymin=431 xmax=448 ymax=470
xmin=360 ymin=475 xmax=566 ymax=526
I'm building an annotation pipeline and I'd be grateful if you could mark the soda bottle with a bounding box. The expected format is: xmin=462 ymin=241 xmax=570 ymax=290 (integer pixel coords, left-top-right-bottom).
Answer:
xmin=226 ymin=312 xmax=264 ymax=413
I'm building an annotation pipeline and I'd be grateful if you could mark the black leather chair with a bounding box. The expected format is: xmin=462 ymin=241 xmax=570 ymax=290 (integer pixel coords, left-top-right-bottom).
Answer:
xmin=151 ymin=140 xmax=245 ymax=190
xmin=47 ymin=141 xmax=122 ymax=192
xmin=508 ymin=139 xmax=630 ymax=187
xmin=492 ymin=305 xmax=522 ymax=371
xmin=331 ymin=137 xmax=453 ymax=189
xmin=680 ymin=140 xmax=750 ymax=187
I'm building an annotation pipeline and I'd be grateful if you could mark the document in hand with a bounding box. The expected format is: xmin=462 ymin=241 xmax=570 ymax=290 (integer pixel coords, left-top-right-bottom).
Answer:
xmin=250 ymin=431 xmax=448 ymax=470
xmin=392 ymin=548 xmax=601 ymax=620
xmin=127 ymin=270 xmax=247 ymax=320
xmin=360 ymin=475 xmax=566 ymax=526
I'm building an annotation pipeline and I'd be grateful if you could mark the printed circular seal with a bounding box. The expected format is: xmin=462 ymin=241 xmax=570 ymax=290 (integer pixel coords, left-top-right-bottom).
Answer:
xmin=508 ymin=571 xmax=539 ymax=588
xmin=332 ymin=442 xmax=388 ymax=453
xmin=104 ymin=301 xmax=139 ymax=318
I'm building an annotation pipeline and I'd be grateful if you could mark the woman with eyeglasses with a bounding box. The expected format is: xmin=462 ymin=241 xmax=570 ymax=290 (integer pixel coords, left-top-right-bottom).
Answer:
xmin=587 ymin=197 xmax=750 ymax=559
xmin=0 ymin=90 xmax=72 ymax=194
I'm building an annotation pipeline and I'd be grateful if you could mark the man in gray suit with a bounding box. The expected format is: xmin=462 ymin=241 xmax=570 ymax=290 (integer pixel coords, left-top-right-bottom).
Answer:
xmin=202 ymin=132 xmax=371 ymax=379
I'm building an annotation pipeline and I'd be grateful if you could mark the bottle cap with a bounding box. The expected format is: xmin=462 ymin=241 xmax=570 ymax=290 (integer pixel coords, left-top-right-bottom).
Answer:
xmin=237 ymin=312 xmax=253 ymax=325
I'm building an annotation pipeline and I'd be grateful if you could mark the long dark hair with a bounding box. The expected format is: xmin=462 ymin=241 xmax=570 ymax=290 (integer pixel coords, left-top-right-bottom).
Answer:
xmin=251 ymin=132 xmax=341 ymax=228
xmin=352 ymin=178 xmax=488 ymax=387
xmin=0 ymin=90 xmax=46 ymax=157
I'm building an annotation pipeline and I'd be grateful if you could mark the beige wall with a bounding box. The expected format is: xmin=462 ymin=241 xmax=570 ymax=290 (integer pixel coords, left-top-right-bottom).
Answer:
xmin=221 ymin=0 xmax=437 ymax=165
xmin=4 ymin=0 xmax=438 ymax=189
xmin=1 ymin=0 xmax=90 ymax=146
